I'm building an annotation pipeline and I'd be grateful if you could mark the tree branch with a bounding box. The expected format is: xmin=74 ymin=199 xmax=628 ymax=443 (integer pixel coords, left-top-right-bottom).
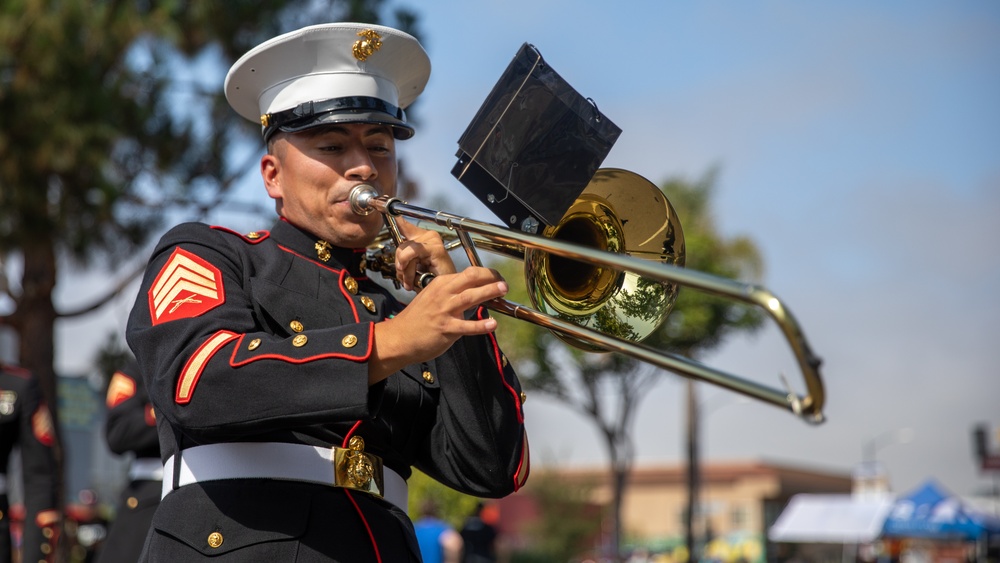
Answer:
xmin=55 ymin=258 xmax=148 ymax=319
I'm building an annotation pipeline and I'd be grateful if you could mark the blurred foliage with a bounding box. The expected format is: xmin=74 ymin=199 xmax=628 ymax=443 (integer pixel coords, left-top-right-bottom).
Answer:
xmin=407 ymin=469 xmax=480 ymax=529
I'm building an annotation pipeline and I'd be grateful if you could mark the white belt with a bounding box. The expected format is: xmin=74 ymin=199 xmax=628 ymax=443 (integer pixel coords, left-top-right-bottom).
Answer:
xmin=129 ymin=458 xmax=164 ymax=481
xmin=162 ymin=442 xmax=408 ymax=513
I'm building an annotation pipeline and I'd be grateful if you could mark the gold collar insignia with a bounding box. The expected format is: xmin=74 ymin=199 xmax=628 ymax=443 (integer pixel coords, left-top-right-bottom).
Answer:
xmin=315 ymin=240 xmax=333 ymax=262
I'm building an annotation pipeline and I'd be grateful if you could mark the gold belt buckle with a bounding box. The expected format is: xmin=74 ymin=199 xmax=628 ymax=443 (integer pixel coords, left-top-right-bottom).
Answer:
xmin=333 ymin=436 xmax=384 ymax=498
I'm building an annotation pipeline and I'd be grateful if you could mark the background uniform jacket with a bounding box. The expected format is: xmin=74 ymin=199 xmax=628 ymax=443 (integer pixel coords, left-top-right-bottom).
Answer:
xmin=0 ymin=364 xmax=58 ymax=563
xmin=126 ymin=219 xmax=529 ymax=561
xmin=95 ymin=360 xmax=161 ymax=563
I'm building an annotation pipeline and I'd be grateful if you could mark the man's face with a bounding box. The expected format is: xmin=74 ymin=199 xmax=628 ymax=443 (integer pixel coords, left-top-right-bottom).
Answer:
xmin=262 ymin=123 xmax=398 ymax=248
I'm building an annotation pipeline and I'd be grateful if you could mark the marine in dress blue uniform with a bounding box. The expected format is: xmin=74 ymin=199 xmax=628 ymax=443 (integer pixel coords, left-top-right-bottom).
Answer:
xmin=95 ymin=360 xmax=161 ymax=563
xmin=126 ymin=23 xmax=529 ymax=562
xmin=0 ymin=364 xmax=59 ymax=563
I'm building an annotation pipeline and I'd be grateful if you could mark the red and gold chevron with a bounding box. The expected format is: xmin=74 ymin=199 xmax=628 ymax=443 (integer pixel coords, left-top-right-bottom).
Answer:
xmin=148 ymin=247 xmax=225 ymax=325
xmin=105 ymin=371 xmax=136 ymax=408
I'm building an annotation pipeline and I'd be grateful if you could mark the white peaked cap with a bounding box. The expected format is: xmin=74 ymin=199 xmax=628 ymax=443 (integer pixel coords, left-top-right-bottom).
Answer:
xmin=224 ymin=23 xmax=431 ymax=140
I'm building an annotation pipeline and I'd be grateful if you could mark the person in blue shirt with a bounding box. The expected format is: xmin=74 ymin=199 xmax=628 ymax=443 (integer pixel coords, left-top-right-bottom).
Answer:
xmin=414 ymin=499 xmax=462 ymax=563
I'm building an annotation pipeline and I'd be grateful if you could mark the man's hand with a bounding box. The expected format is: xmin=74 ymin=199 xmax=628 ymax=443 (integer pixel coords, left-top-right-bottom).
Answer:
xmin=392 ymin=218 xmax=456 ymax=291
xmin=369 ymin=266 xmax=508 ymax=384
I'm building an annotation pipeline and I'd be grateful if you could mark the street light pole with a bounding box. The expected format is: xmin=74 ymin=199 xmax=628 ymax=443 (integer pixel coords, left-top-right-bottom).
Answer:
xmin=856 ymin=428 xmax=914 ymax=498
xmin=863 ymin=427 xmax=914 ymax=463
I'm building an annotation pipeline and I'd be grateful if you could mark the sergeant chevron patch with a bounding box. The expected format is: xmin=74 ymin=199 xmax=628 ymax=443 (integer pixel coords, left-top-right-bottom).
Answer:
xmin=148 ymin=247 xmax=225 ymax=325
xmin=106 ymin=371 xmax=136 ymax=408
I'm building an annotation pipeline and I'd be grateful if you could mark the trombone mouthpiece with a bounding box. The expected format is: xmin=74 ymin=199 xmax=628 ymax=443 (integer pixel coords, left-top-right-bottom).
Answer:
xmin=349 ymin=184 xmax=379 ymax=216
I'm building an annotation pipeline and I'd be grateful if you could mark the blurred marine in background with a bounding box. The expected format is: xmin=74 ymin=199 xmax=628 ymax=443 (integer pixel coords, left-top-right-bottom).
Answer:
xmin=95 ymin=359 xmax=161 ymax=563
xmin=0 ymin=363 xmax=59 ymax=563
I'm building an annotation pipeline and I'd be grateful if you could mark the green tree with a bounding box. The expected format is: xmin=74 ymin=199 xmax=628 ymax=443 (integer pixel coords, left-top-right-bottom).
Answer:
xmin=495 ymin=168 xmax=765 ymax=561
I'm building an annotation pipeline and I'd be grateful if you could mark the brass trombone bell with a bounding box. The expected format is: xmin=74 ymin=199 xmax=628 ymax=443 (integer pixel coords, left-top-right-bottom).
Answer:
xmin=524 ymin=169 xmax=684 ymax=350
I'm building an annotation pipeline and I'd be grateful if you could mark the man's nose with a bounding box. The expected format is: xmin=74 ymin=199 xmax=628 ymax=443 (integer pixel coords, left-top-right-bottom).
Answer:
xmin=344 ymin=146 xmax=377 ymax=180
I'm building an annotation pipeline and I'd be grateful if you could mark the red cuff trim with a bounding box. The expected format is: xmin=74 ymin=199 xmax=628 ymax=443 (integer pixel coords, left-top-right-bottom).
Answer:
xmin=228 ymin=324 xmax=375 ymax=366
xmin=477 ymin=306 xmax=523 ymax=423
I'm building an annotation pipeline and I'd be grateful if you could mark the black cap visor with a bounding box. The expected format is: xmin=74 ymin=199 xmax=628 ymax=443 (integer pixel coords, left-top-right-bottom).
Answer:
xmin=262 ymin=96 xmax=414 ymax=141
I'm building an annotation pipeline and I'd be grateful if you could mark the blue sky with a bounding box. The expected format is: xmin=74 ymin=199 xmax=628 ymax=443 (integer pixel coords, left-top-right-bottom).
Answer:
xmin=54 ymin=1 xmax=1000 ymax=497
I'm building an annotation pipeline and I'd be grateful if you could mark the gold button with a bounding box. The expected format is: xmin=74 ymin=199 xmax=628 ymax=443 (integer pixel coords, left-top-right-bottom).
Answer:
xmin=41 ymin=544 xmax=51 ymax=554
xmin=344 ymin=276 xmax=359 ymax=294
xmin=422 ymin=370 xmax=435 ymax=384
xmin=248 ymin=338 xmax=261 ymax=351
xmin=127 ymin=496 xmax=138 ymax=509
xmin=520 ymin=391 xmax=527 ymax=404
xmin=293 ymin=334 xmax=308 ymax=347
xmin=247 ymin=231 xmax=261 ymax=239
xmin=502 ymin=355 xmax=508 ymax=367
xmin=361 ymin=296 xmax=376 ymax=313
xmin=207 ymin=532 xmax=224 ymax=548
xmin=342 ymin=334 xmax=358 ymax=348
xmin=290 ymin=320 xmax=304 ymax=333
xmin=42 ymin=527 xmax=52 ymax=538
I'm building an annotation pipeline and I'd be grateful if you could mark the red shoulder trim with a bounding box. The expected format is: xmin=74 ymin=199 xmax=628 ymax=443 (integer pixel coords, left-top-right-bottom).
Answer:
xmin=211 ymin=226 xmax=270 ymax=244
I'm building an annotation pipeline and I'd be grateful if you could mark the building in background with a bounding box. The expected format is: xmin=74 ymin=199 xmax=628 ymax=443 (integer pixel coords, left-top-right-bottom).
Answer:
xmin=494 ymin=461 xmax=852 ymax=562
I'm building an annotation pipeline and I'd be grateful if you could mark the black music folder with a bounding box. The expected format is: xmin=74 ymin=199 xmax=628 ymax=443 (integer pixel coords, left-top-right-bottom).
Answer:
xmin=451 ymin=43 xmax=622 ymax=232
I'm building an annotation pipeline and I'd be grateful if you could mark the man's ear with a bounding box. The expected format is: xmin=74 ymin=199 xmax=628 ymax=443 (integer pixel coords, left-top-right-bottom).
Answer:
xmin=261 ymin=153 xmax=282 ymax=199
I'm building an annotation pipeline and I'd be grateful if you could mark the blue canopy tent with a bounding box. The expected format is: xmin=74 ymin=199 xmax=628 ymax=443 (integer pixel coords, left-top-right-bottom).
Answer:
xmin=882 ymin=479 xmax=1000 ymax=540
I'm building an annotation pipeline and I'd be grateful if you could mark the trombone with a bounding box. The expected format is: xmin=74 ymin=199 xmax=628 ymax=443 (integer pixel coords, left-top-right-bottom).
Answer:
xmin=350 ymin=169 xmax=825 ymax=424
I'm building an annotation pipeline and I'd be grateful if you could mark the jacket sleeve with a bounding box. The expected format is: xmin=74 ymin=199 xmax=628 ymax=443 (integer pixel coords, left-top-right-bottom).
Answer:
xmin=126 ymin=223 xmax=379 ymax=441
xmin=17 ymin=372 xmax=60 ymax=563
xmin=104 ymin=360 xmax=160 ymax=457
xmin=414 ymin=305 xmax=530 ymax=497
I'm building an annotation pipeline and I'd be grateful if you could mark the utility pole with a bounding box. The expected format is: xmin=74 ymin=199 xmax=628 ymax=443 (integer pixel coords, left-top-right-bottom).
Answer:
xmin=684 ymin=380 xmax=699 ymax=562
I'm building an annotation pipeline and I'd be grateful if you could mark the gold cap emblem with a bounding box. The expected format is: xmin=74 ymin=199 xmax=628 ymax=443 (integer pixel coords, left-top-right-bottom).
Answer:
xmin=352 ymin=29 xmax=383 ymax=62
